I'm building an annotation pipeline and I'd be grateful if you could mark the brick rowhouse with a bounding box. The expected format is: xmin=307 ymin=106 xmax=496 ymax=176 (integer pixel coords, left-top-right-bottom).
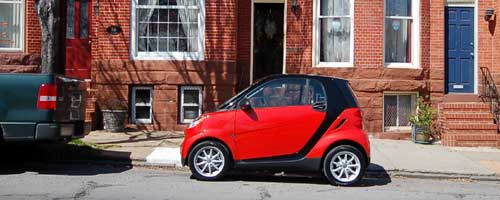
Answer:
xmin=1 ymin=0 xmax=499 ymax=147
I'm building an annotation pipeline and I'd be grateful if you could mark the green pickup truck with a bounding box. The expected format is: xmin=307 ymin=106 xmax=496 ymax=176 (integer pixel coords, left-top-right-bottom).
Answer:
xmin=0 ymin=74 xmax=90 ymax=142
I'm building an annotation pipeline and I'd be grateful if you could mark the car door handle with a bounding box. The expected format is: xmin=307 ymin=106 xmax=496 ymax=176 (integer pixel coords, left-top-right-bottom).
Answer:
xmin=312 ymin=101 xmax=326 ymax=111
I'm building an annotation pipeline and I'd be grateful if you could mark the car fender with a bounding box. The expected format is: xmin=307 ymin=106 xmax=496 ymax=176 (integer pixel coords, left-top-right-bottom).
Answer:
xmin=305 ymin=128 xmax=370 ymax=160
xmin=181 ymin=129 xmax=239 ymax=160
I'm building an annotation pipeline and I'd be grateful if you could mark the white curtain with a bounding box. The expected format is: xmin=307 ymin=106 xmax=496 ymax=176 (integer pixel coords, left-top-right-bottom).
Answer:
xmin=137 ymin=0 xmax=159 ymax=51
xmin=385 ymin=0 xmax=411 ymax=63
xmin=176 ymin=0 xmax=198 ymax=52
xmin=320 ymin=0 xmax=350 ymax=63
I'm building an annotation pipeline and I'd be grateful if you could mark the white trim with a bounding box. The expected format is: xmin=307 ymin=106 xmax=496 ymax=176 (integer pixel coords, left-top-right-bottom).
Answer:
xmin=474 ymin=0 xmax=478 ymax=94
xmin=179 ymin=86 xmax=203 ymax=124
xmin=130 ymin=0 xmax=205 ymax=61
xmin=312 ymin=0 xmax=355 ymax=68
xmin=249 ymin=1 xmax=287 ymax=84
xmin=131 ymin=86 xmax=153 ymax=124
xmin=382 ymin=92 xmax=418 ymax=132
xmin=0 ymin=0 xmax=24 ymax=52
xmin=383 ymin=0 xmax=420 ymax=68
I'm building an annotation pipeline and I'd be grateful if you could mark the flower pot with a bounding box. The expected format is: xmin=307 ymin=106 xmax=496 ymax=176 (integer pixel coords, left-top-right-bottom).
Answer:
xmin=102 ymin=110 xmax=127 ymax=132
xmin=412 ymin=125 xmax=430 ymax=144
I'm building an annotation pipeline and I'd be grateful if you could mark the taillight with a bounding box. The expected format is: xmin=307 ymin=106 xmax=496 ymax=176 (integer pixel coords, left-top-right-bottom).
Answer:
xmin=37 ymin=84 xmax=57 ymax=110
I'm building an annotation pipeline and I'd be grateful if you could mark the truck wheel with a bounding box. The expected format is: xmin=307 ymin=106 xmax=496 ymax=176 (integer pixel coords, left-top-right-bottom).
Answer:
xmin=188 ymin=141 xmax=231 ymax=181
xmin=323 ymin=145 xmax=366 ymax=186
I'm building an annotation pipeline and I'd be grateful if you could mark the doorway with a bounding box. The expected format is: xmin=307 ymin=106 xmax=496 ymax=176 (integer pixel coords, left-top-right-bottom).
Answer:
xmin=251 ymin=3 xmax=285 ymax=82
xmin=445 ymin=7 xmax=475 ymax=93
xmin=65 ymin=0 xmax=92 ymax=79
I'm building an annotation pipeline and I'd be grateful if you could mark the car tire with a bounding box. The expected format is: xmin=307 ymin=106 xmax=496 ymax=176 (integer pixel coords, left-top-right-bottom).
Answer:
xmin=188 ymin=141 xmax=231 ymax=181
xmin=323 ymin=145 xmax=366 ymax=186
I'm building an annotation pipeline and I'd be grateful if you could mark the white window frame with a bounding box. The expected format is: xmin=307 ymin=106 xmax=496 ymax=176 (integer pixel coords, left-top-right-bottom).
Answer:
xmin=179 ymin=86 xmax=203 ymax=124
xmin=383 ymin=0 xmax=420 ymax=68
xmin=130 ymin=0 xmax=205 ymax=60
xmin=0 ymin=0 xmax=24 ymax=52
xmin=312 ymin=0 xmax=354 ymax=68
xmin=383 ymin=92 xmax=417 ymax=132
xmin=131 ymin=86 xmax=153 ymax=124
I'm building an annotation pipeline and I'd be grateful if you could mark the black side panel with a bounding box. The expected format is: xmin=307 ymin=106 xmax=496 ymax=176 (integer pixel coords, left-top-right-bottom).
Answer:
xmin=235 ymin=158 xmax=321 ymax=172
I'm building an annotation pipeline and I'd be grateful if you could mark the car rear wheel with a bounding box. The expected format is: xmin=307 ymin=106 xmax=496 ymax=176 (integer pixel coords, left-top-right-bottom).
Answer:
xmin=188 ymin=141 xmax=231 ymax=181
xmin=323 ymin=145 xmax=366 ymax=186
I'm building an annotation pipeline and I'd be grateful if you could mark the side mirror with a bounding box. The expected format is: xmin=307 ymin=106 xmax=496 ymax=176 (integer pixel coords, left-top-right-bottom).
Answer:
xmin=239 ymin=98 xmax=252 ymax=110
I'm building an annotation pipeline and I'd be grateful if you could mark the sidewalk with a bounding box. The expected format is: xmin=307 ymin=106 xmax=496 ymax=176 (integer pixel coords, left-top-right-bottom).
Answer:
xmin=81 ymin=131 xmax=500 ymax=180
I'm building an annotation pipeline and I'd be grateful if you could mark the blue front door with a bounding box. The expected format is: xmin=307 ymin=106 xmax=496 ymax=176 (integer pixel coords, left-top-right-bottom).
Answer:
xmin=445 ymin=7 xmax=475 ymax=93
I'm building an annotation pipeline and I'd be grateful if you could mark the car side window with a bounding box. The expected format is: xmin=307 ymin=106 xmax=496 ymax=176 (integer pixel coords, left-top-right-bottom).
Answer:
xmin=245 ymin=78 xmax=326 ymax=108
xmin=304 ymin=79 xmax=327 ymax=105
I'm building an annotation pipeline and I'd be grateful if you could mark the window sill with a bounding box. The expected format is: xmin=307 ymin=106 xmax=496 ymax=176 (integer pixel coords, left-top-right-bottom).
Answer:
xmin=133 ymin=119 xmax=152 ymax=124
xmin=385 ymin=63 xmax=419 ymax=69
xmin=315 ymin=62 xmax=353 ymax=68
xmin=132 ymin=52 xmax=204 ymax=61
xmin=384 ymin=126 xmax=412 ymax=132
xmin=0 ymin=48 xmax=24 ymax=53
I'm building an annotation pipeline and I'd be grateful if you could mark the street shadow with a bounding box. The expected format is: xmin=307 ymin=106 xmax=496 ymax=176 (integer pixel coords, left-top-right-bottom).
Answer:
xmin=0 ymin=143 xmax=132 ymax=176
xmin=215 ymin=164 xmax=391 ymax=187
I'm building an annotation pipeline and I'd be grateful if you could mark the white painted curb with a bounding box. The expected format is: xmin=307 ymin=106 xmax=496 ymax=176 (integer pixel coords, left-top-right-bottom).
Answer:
xmin=146 ymin=147 xmax=182 ymax=167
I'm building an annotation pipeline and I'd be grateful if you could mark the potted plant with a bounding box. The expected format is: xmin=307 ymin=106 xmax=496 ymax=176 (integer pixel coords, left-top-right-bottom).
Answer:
xmin=100 ymin=98 xmax=128 ymax=132
xmin=409 ymin=96 xmax=437 ymax=144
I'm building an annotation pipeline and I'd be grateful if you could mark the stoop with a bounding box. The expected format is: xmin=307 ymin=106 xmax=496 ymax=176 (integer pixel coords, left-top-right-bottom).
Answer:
xmin=439 ymin=101 xmax=499 ymax=148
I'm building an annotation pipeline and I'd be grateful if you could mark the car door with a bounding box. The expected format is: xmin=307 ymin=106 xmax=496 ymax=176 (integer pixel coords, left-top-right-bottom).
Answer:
xmin=234 ymin=78 xmax=327 ymax=160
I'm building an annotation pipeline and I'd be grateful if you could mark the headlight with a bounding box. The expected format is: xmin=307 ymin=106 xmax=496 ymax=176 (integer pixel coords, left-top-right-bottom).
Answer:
xmin=188 ymin=115 xmax=206 ymax=128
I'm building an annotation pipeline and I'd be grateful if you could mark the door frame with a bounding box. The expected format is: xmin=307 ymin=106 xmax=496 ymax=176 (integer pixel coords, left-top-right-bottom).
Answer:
xmin=445 ymin=1 xmax=478 ymax=94
xmin=250 ymin=0 xmax=287 ymax=84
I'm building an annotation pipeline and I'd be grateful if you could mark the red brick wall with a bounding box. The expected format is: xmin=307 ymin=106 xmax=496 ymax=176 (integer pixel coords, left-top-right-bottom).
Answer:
xmin=91 ymin=0 xmax=239 ymax=131
xmin=236 ymin=0 xmax=252 ymax=90
xmin=10 ymin=0 xmax=500 ymax=137
xmin=26 ymin=0 xmax=41 ymax=54
xmin=231 ymin=0 xmax=432 ymax=134
xmin=277 ymin=0 xmax=430 ymax=133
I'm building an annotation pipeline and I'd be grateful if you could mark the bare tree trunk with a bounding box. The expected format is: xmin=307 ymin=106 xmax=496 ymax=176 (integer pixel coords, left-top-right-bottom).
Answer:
xmin=36 ymin=0 xmax=62 ymax=74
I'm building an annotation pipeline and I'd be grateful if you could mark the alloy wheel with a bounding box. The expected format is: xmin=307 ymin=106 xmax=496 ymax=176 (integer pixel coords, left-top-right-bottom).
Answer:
xmin=193 ymin=146 xmax=225 ymax=178
xmin=329 ymin=151 xmax=361 ymax=183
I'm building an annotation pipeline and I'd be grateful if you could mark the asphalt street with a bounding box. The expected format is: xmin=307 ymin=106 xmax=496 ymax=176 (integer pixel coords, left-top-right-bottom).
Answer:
xmin=1 ymin=163 xmax=500 ymax=200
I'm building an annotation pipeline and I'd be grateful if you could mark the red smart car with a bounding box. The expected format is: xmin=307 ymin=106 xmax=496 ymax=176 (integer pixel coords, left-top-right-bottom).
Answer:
xmin=181 ymin=74 xmax=370 ymax=186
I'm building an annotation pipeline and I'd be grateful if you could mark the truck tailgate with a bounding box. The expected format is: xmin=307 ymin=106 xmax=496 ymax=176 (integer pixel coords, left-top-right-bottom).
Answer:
xmin=54 ymin=76 xmax=86 ymax=122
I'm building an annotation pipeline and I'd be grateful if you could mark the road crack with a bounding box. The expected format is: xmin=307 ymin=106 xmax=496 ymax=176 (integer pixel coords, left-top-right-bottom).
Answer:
xmin=256 ymin=186 xmax=271 ymax=200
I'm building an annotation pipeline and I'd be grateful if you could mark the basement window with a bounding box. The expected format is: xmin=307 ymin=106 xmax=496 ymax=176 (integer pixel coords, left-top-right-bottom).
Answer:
xmin=383 ymin=93 xmax=416 ymax=131
xmin=131 ymin=86 xmax=153 ymax=124
xmin=180 ymin=86 xmax=202 ymax=123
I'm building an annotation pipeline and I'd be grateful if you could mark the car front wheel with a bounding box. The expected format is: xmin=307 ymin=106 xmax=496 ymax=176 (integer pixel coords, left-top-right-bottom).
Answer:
xmin=188 ymin=141 xmax=231 ymax=181
xmin=323 ymin=145 xmax=366 ymax=186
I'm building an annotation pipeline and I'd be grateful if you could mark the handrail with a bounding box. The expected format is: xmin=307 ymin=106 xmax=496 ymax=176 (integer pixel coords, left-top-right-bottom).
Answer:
xmin=480 ymin=67 xmax=500 ymax=131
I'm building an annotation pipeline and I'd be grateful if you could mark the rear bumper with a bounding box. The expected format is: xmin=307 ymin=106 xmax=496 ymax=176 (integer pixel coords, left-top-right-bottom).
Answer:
xmin=35 ymin=121 xmax=91 ymax=141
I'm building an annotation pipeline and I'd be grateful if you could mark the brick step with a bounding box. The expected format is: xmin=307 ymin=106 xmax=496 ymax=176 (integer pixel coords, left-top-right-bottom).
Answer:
xmin=442 ymin=112 xmax=494 ymax=120
xmin=444 ymin=118 xmax=494 ymax=123
xmin=444 ymin=122 xmax=498 ymax=130
xmin=444 ymin=129 xmax=499 ymax=135
xmin=442 ymin=133 xmax=498 ymax=147
xmin=440 ymin=103 xmax=491 ymax=113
